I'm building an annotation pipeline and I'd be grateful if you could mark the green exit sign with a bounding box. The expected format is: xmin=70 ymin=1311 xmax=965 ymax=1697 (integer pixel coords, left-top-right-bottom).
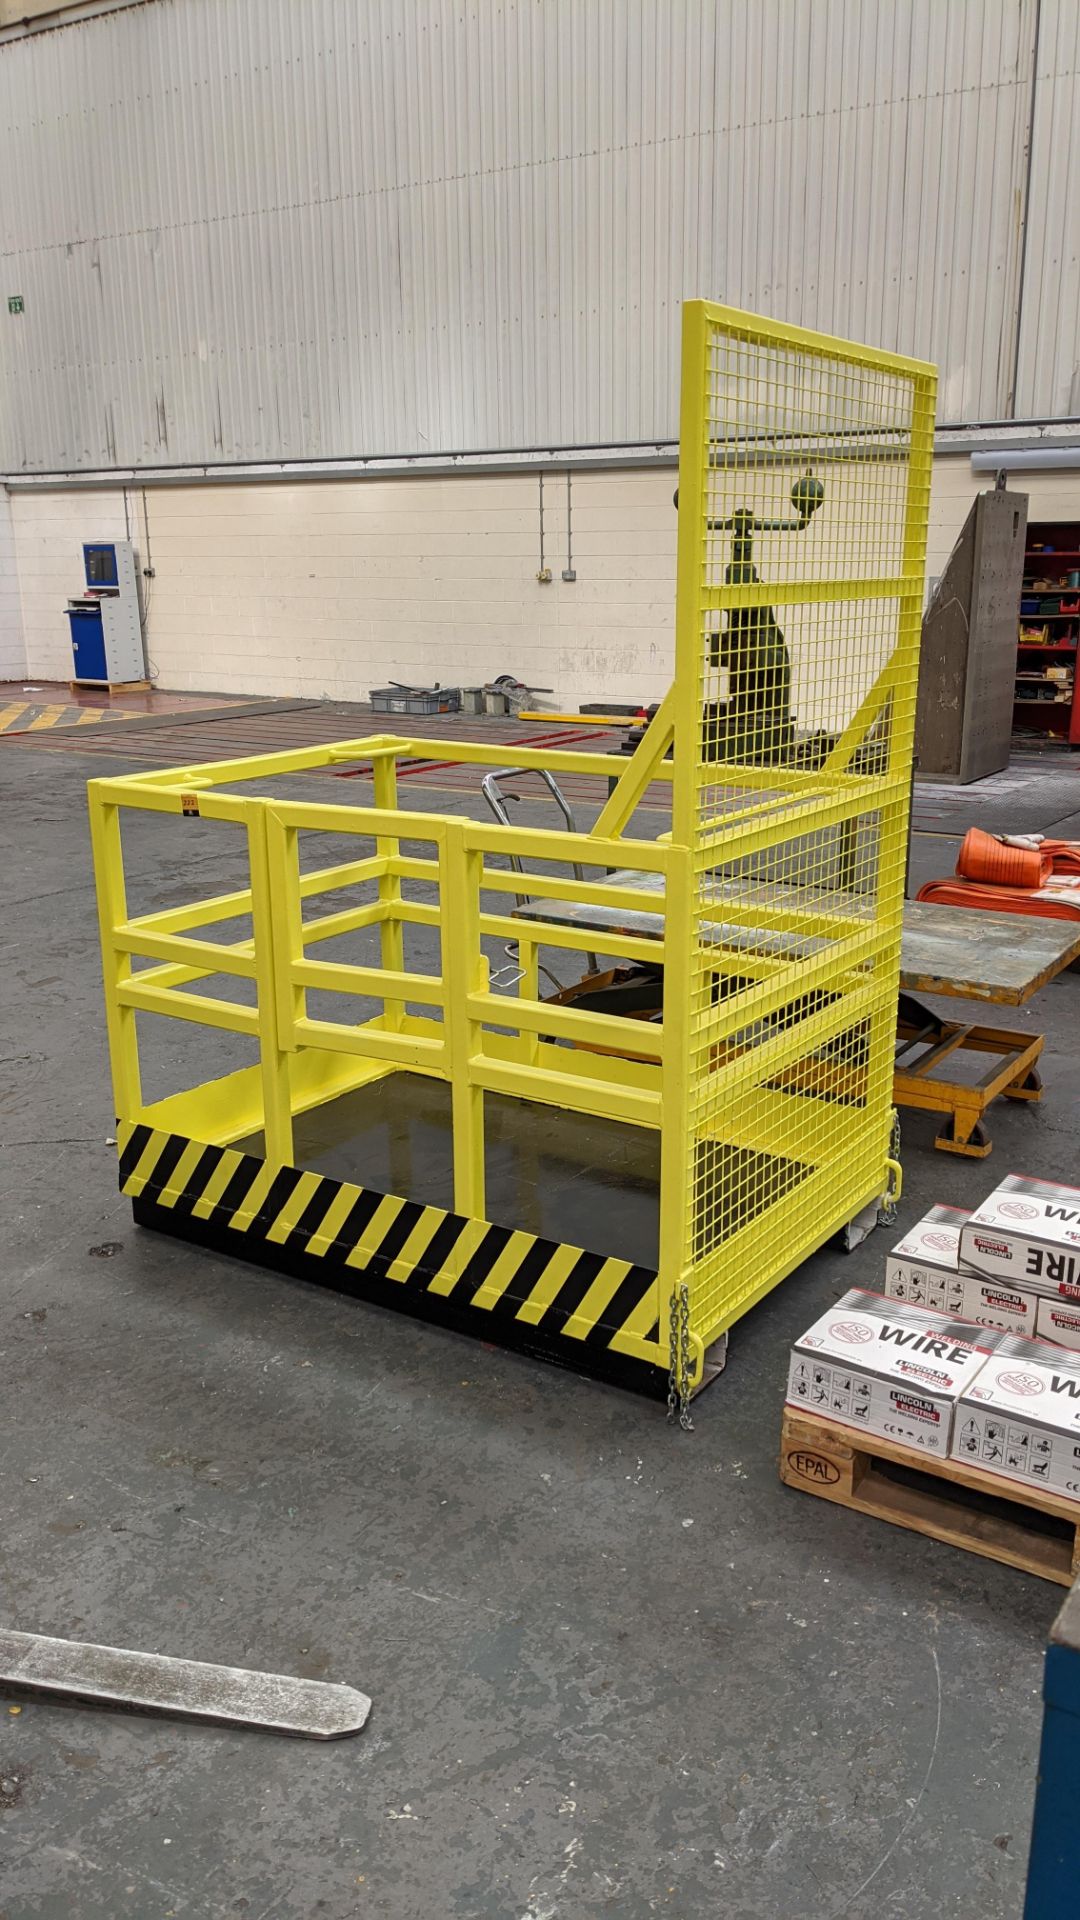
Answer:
xmin=7 ymin=296 xmax=24 ymax=314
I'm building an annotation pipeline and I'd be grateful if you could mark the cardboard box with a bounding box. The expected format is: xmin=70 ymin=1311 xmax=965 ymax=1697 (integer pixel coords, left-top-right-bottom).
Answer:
xmin=960 ymin=1175 xmax=1080 ymax=1297
xmin=885 ymin=1205 xmax=1039 ymax=1335
xmin=956 ymin=1274 xmax=1040 ymax=1338
xmin=953 ymin=1334 xmax=1080 ymax=1503
xmin=885 ymin=1204 xmax=971 ymax=1312
xmin=1035 ymin=1298 xmax=1080 ymax=1354
xmin=787 ymin=1289 xmax=1001 ymax=1457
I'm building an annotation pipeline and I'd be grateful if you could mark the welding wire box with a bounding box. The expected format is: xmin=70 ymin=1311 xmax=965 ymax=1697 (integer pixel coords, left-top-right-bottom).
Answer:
xmin=1036 ymin=1299 xmax=1080 ymax=1354
xmin=961 ymin=1176 xmax=1080 ymax=1296
xmin=953 ymin=1335 xmax=1080 ymax=1502
xmin=885 ymin=1204 xmax=973 ymax=1311
xmin=885 ymin=1205 xmax=1041 ymax=1338
xmin=786 ymin=1289 xmax=1002 ymax=1457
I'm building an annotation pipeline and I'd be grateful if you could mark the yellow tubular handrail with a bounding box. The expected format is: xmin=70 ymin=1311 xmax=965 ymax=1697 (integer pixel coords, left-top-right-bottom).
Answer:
xmin=89 ymin=300 xmax=934 ymax=1393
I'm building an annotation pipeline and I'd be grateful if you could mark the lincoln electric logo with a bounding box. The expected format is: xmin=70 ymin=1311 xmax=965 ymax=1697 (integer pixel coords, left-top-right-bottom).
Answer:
xmin=897 ymin=1358 xmax=952 ymax=1387
xmin=893 ymin=1393 xmax=938 ymax=1420
xmin=997 ymin=1369 xmax=1045 ymax=1397
xmin=975 ymin=1236 xmax=1012 ymax=1260
xmin=999 ymin=1200 xmax=1039 ymax=1221
xmin=829 ymin=1321 xmax=874 ymax=1345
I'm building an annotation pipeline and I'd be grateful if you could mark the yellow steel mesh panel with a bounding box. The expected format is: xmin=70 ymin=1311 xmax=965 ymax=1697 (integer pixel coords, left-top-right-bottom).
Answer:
xmin=667 ymin=303 xmax=936 ymax=1352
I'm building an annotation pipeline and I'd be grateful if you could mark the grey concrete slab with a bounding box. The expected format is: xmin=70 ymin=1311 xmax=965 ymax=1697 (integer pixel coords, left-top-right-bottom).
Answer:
xmin=912 ymin=760 xmax=1080 ymax=836
xmin=2 ymin=744 xmax=1077 ymax=1918
xmin=1038 ymin=809 xmax=1080 ymax=840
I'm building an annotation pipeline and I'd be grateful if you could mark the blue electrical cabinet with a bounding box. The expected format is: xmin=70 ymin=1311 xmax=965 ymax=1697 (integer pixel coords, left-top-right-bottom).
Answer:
xmin=1024 ymin=1579 xmax=1080 ymax=1916
xmin=66 ymin=539 xmax=145 ymax=685
xmin=67 ymin=606 xmax=110 ymax=682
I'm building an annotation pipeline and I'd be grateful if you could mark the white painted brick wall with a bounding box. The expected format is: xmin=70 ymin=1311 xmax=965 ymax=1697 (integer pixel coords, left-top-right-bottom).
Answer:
xmin=11 ymin=472 xmax=681 ymax=706
xmin=0 ymin=487 xmax=26 ymax=681
xmin=11 ymin=490 xmax=127 ymax=684
xmin=9 ymin=461 xmax=1080 ymax=706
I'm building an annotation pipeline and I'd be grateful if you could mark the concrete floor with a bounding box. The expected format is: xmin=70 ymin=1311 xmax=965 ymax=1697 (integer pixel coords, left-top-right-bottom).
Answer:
xmin=2 ymin=732 xmax=1079 ymax=1919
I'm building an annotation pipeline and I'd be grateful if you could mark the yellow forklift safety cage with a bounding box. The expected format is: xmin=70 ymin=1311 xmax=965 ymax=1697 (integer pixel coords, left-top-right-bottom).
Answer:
xmin=90 ymin=303 xmax=935 ymax=1401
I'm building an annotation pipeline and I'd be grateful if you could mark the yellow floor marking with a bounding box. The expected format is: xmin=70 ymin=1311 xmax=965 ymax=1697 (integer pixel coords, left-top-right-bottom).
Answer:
xmin=0 ymin=701 xmax=137 ymax=735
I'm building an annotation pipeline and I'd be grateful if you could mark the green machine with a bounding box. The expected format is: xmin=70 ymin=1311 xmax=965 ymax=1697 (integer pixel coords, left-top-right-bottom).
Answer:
xmin=672 ymin=472 xmax=825 ymax=764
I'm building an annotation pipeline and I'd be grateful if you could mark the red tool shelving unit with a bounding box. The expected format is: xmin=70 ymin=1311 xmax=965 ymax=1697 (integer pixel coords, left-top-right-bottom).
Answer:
xmin=1015 ymin=520 xmax=1080 ymax=747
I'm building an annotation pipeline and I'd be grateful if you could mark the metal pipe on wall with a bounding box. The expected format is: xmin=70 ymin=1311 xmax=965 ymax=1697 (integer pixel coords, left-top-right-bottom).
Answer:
xmin=971 ymin=449 xmax=1080 ymax=472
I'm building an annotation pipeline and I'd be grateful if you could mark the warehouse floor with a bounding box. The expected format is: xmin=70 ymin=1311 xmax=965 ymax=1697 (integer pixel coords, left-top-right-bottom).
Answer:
xmin=2 ymin=716 xmax=1079 ymax=1919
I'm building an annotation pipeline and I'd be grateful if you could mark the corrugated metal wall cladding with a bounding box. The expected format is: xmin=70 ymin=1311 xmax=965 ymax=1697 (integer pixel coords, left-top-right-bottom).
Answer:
xmin=1014 ymin=0 xmax=1080 ymax=419
xmin=0 ymin=0 xmax=1069 ymax=471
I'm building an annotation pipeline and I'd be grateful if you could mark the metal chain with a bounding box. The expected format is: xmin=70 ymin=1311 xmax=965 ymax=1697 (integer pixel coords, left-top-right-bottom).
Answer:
xmin=666 ymin=1286 xmax=679 ymax=1423
xmin=666 ymin=1284 xmax=695 ymax=1431
xmin=879 ymin=1109 xmax=902 ymax=1227
xmin=677 ymin=1285 xmax=695 ymax=1431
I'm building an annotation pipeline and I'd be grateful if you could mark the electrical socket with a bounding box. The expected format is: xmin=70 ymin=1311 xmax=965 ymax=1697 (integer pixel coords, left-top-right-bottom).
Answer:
xmin=536 ymin=567 xmax=553 ymax=584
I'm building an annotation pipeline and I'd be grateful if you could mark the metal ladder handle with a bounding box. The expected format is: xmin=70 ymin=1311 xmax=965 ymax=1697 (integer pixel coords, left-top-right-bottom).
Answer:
xmin=480 ymin=767 xmax=599 ymax=973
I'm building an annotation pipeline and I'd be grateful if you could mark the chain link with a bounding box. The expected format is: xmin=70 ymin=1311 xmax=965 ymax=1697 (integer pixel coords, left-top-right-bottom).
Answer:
xmin=666 ymin=1283 xmax=695 ymax=1431
xmin=879 ymin=1109 xmax=902 ymax=1227
xmin=666 ymin=1285 xmax=678 ymax=1424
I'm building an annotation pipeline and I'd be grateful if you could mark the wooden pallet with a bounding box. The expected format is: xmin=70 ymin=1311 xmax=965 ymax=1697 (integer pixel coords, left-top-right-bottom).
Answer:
xmin=780 ymin=1408 xmax=1080 ymax=1585
xmin=68 ymin=678 xmax=151 ymax=694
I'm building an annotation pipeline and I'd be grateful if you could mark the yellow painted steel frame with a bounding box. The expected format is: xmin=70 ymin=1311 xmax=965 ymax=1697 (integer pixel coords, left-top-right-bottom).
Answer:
xmin=89 ymin=302 xmax=935 ymax=1399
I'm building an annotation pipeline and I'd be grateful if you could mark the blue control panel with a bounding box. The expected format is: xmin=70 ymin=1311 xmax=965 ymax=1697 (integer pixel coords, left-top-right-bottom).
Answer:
xmin=83 ymin=543 xmax=120 ymax=589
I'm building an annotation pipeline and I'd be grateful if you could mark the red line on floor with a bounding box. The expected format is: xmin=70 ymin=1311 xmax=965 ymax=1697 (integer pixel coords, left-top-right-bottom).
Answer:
xmin=333 ymin=725 xmax=613 ymax=781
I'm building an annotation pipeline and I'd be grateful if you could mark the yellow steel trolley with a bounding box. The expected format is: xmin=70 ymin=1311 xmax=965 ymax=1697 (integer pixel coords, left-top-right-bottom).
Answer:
xmin=90 ymin=303 xmax=935 ymax=1404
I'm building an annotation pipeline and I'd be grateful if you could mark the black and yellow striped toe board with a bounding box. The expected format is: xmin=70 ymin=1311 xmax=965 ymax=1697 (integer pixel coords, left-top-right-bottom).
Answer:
xmin=117 ymin=1122 xmax=666 ymax=1394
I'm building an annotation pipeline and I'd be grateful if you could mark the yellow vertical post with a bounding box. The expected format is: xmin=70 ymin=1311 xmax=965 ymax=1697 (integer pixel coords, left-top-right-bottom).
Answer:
xmin=657 ymin=301 xmax=710 ymax=1371
xmin=372 ymin=752 xmax=405 ymax=1031
xmin=248 ymin=802 xmax=294 ymax=1168
xmin=440 ymin=821 xmax=486 ymax=1218
xmin=87 ymin=786 xmax=142 ymax=1121
xmin=874 ymin=363 xmax=937 ymax=1186
xmin=264 ymin=807 xmax=307 ymax=1051
xmin=893 ymin=369 xmax=938 ymax=777
xmin=517 ymin=934 xmax=540 ymax=1066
